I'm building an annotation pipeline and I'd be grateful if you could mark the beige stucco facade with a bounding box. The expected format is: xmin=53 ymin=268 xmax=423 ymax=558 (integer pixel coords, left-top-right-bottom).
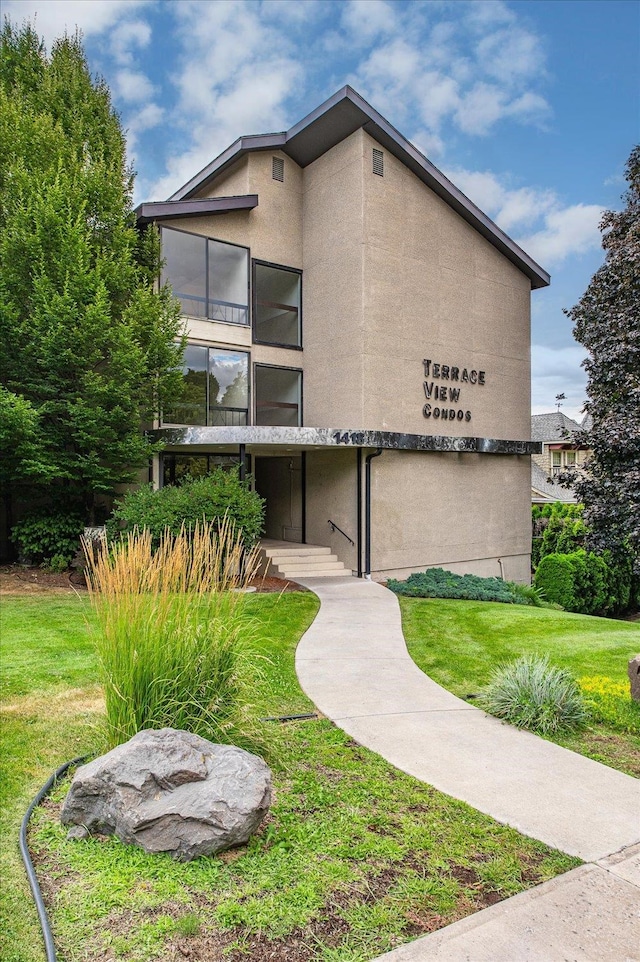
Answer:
xmin=145 ymin=88 xmax=546 ymax=582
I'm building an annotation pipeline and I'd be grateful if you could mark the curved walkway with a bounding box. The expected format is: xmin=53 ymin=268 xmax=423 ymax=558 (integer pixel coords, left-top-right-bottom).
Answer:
xmin=295 ymin=577 xmax=640 ymax=961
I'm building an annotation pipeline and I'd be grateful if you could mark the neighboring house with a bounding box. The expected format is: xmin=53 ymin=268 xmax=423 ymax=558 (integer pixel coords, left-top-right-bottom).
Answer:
xmin=530 ymin=412 xmax=591 ymax=504
xmin=136 ymin=86 xmax=548 ymax=582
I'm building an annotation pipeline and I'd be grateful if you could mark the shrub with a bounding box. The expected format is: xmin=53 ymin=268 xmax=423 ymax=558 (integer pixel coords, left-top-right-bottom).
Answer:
xmin=534 ymin=549 xmax=633 ymax=616
xmin=11 ymin=509 xmax=84 ymax=566
xmin=84 ymin=520 xmax=262 ymax=749
xmin=388 ymin=568 xmax=517 ymax=604
xmin=106 ymin=469 xmax=265 ymax=548
xmin=479 ymin=656 xmax=588 ymax=735
xmin=533 ymin=554 xmax=575 ymax=610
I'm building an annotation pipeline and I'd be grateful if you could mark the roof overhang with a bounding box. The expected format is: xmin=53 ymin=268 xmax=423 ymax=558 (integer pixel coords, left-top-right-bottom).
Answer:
xmin=135 ymin=195 xmax=258 ymax=226
xmin=149 ymin=426 xmax=541 ymax=456
xmin=166 ymin=86 xmax=549 ymax=290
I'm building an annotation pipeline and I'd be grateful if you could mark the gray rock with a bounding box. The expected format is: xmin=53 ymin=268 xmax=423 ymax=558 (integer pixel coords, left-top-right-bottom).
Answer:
xmin=60 ymin=728 xmax=272 ymax=861
xmin=628 ymin=654 xmax=640 ymax=702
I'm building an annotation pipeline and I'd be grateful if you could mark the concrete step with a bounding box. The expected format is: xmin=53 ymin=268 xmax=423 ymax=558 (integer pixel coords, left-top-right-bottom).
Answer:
xmin=267 ymin=553 xmax=339 ymax=566
xmin=274 ymin=562 xmax=349 ymax=577
xmin=262 ymin=545 xmax=332 ymax=558
xmin=278 ymin=567 xmax=350 ymax=579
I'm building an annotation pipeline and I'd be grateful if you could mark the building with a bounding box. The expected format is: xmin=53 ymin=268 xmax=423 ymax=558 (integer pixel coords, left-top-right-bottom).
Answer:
xmin=137 ymin=87 xmax=548 ymax=582
xmin=530 ymin=412 xmax=590 ymax=505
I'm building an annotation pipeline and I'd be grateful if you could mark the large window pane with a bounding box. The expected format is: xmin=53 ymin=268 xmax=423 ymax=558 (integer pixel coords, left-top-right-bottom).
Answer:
xmin=161 ymin=229 xmax=207 ymax=318
xmin=209 ymin=240 xmax=249 ymax=325
xmin=254 ymin=263 xmax=301 ymax=347
xmin=255 ymin=366 xmax=301 ymax=427
xmin=162 ymin=454 xmax=245 ymax=486
xmin=163 ymin=345 xmax=248 ymax=426
xmin=160 ymin=228 xmax=248 ymax=325
xmin=164 ymin=344 xmax=207 ymax=424
xmin=209 ymin=350 xmax=248 ymax=426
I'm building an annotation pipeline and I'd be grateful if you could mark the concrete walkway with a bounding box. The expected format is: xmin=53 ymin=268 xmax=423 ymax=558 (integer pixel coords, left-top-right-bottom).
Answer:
xmin=295 ymin=577 xmax=640 ymax=961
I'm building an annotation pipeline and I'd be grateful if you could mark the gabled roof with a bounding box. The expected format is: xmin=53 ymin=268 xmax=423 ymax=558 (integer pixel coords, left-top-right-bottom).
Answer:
xmin=531 ymin=412 xmax=582 ymax=442
xmin=167 ymin=86 xmax=549 ymax=290
xmin=531 ymin=462 xmax=577 ymax=503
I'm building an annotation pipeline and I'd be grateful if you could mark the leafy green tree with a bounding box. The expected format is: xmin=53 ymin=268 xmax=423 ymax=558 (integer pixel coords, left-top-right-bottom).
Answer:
xmin=0 ymin=22 xmax=184 ymax=525
xmin=564 ymin=146 xmax=640 ymax=573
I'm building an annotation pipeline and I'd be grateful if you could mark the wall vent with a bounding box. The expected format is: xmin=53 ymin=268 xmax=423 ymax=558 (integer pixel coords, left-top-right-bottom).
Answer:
xmin=272 ymin=156 xmax=285 ymax=182
xmin=372 ymin=148 xmax=384 ymax=177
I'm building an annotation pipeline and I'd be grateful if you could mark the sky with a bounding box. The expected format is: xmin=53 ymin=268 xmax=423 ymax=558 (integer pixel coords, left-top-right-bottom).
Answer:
xmin=4 ymin=0 xmax=639 ymax=423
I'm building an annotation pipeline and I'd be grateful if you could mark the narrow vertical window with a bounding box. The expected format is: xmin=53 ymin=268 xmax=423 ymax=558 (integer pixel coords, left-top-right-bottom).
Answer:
xmin=255 ymin=365 xmax=302 ymax=427
xmin=253 ymin=261 xmax=302 ymax=348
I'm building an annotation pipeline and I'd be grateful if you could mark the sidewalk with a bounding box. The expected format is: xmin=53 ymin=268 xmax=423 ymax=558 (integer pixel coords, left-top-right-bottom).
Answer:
xmin=295 ymin=577 xmax=640 ymax=961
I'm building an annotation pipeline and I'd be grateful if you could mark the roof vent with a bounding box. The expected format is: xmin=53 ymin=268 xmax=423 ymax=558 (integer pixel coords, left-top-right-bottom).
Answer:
xmin=272 ymin=156 xmax=284 ymax=182
xmin=372 ymin=148 xmax=384 ymax=177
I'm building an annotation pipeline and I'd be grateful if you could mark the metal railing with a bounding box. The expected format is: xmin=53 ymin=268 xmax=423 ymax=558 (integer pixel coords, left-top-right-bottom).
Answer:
xmin=328 ymin=519 xmax=354 ymax=546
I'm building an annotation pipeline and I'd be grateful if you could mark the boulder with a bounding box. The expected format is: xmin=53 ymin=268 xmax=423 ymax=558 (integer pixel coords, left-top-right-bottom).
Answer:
xmin=60 ymin=728 xmax=272 ymax=861
xmin=628 ymin=654 xmax=640 ymax=703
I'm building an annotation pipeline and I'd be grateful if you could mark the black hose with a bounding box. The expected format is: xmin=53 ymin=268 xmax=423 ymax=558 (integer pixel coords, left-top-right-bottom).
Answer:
xmin=19 ymin=756 xmax=87 ymax=962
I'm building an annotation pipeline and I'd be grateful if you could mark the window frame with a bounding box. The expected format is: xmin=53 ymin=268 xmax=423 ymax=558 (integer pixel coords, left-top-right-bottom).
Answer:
xmin=160 ymin=452 xmax=251 ymax=487
xmin=160 ymin=225 xmax=250 ymax=327
xmin=252 ymin=258 xmax=303 ymax=350
xmin=162 ymin=343 xmax=251 ymax=428
xmin=253 ymin=362 xmax=303 ymax=427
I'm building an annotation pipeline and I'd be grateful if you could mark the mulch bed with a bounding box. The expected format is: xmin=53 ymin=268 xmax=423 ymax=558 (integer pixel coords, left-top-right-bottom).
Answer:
xmin=0 ymin=565 xmax=306 ymax=595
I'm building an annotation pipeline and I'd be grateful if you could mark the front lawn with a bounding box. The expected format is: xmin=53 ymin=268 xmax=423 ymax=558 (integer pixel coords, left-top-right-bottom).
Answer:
xmin=400 ymin=598 xmax=640 ymax=775
xmin=1 ymin=592 xmax=579 ymax=962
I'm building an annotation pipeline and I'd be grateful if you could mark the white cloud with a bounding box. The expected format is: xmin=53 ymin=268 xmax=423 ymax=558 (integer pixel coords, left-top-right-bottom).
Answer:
xmin=2 ymin=0 xmax=151 ymax=47
xmin=444 ymin=165 xmax=602 ymax=265
xmin=114 ymin=68 xmax=156 ymax=103
xmin=148 ymin=0 xmax=303 ymax=199
xmin=520 ymin=204 xmax=604 ymax=265
xmin=340 ymin=0 xmax=397 ymax=43
xmin=346 ymin=1 xmax=550 ymax=141
xmin=110 ymin=18 xmax=152 ymax=65
xmin=531 ymin=344 xmax=587 ymax=421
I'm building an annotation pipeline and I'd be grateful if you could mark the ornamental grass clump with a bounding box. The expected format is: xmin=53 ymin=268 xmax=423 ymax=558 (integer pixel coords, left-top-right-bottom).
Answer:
xmin=83 ymin=519 xmax=261 ymax=749
xmin=479 ymin=655 xmax=588 ymax=736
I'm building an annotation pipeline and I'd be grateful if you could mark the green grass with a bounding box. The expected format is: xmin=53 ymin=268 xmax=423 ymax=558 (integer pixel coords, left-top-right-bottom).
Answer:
xmin=1 ymin=592 xmax=580 ymax=962
xmin=400 ymin=598 xmax=640 ymax=774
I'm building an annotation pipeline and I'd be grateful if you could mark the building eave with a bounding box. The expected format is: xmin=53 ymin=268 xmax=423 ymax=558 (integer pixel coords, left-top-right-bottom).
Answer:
xmin=167 ymin=86 xmax=549 ymax=290
xmin=135 ymin=195 xmax=259 ymax=226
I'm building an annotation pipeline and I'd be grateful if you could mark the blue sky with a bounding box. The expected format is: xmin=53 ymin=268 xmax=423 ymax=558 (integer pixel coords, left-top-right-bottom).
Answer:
xmin=5 ymin=0 xmax=639 ymax=422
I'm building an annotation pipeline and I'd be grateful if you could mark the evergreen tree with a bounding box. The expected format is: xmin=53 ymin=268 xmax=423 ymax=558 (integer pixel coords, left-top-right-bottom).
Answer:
xmin=0 ymin=22 xmax=184 ymax=523
xmin=565 ymin=146 xmax=640 ymax=572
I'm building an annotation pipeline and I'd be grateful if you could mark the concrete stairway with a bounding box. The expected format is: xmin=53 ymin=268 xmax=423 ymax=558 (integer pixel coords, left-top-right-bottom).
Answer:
xmin=258 ymin=540 xmax=351 ymax=580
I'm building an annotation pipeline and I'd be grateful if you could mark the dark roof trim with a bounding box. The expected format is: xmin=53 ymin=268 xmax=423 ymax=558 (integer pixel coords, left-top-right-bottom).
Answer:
xmin=135 ymin=195 xmax=258 ymax=225
xmin=167 ymin=86 xmax=549 ymax=289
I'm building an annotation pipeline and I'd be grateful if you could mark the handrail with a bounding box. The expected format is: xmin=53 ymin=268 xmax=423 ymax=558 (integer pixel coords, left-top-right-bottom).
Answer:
xmin=328 ymin=519 xmax=354 ymax=546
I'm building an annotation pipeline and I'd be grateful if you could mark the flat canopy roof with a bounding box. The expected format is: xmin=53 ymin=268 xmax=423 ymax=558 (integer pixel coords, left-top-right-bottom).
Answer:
xmin=167 ymin=86 xmax=549 ymax=290
xmin=150 ymin=426 xmax=541 ymax=456
xmin=135 ymin=195 xmax=258 ymax=225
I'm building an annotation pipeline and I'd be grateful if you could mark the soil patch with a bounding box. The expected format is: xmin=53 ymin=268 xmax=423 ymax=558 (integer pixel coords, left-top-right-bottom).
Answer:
xmin=0 ymin=565 xmax=306 ymax=596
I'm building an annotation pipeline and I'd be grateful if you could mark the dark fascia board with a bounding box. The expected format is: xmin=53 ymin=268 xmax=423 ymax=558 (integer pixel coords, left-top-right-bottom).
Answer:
xmin=135 ymin=195 xmax=258 ymax=225
xmin=167 ymin=86 xmax=549 ymax=289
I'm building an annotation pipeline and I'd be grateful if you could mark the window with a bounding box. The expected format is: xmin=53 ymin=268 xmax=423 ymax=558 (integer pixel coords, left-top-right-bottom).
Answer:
xmin=253 ymin=261 xmax=301 ymax=348
xmin=160 ymin=227 xmax=249 ymax=325
xmin=163 ymin=345 xmax=249 ymax=426
xmin=255 ymin=365 xmax=302 ymax=427
xmin=372 ymin=148 xmax=384 ymax=176
xmin=161 ymin=453 xmax=247 ymax=487
xmin=551 ymin=449 xmax=578 ymax=475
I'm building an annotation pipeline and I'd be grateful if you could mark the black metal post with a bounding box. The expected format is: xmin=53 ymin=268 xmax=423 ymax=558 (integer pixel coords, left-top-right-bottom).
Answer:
xmin=356 ymin=447 xmax=363 ymax=577
xmin=364 ymin=448 xmax=382 ymax=578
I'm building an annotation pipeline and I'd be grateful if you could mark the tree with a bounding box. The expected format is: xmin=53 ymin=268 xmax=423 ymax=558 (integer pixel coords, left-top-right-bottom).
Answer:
xmin=0 ymin=22 xmax=185 ymax=525
xmin=564 ymin=146 xmax=640 ymax=573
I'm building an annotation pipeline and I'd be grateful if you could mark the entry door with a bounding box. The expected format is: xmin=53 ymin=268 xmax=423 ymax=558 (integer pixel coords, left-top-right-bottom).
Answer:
xmin=254 ymin=456 xmax=303 ymax=542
